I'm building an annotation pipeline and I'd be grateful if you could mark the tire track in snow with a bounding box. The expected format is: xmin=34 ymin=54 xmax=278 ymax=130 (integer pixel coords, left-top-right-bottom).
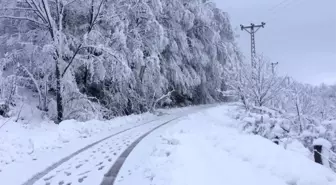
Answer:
xmin=100 ymin=117 xmax=181 ymax=185
xmin=21 ymin=117 xmax=164 ymax=185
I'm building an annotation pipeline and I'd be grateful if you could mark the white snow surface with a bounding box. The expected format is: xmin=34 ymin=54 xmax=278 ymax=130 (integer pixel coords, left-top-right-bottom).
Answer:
xmin=0 ymin=104 xmax=213 ymax=185
xmin=0 ymin=113 xmax=155 ymax=184
xmin=116 ymin=105 xmax=336 ymax=185
xmin=313 ymin=138 xmax=332 ymax=149
xmin=1 ymin=104 xmax=336 ymax=185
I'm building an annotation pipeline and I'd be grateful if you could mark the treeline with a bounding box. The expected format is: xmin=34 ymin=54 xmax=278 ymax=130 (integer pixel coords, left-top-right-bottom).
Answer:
xmin=0 ymin=0 xmax=241 ymax=123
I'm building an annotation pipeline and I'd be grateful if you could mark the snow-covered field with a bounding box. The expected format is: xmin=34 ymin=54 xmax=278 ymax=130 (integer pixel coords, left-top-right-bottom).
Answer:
xmin=116 ymin=105 xmax=336 ymax=185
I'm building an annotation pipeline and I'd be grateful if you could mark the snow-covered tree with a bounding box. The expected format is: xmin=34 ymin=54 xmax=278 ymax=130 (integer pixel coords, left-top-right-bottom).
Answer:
xmin=225 ymin=55 xmax=286 ymax=109
xmin=0 ymin=0 xmax=110 ymax=123
xmin=0 ymin=0 xmax=241 ymax=122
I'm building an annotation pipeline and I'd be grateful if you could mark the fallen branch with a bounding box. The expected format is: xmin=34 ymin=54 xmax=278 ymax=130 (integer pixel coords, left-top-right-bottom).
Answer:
xmin=151 ymin=89 xmax=175 ymax=112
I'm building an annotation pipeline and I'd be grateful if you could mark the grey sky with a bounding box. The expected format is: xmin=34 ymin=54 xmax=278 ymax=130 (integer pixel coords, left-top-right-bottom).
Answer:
xmin=213 ymin=0 xmax=336 ymax=85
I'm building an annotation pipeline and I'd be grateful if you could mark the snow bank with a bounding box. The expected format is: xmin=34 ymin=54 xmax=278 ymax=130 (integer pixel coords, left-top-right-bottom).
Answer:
xmin=117 ymin=105 xmax=336 ymax=185
xmin=285 ymin=139 xmax=311 ymax=158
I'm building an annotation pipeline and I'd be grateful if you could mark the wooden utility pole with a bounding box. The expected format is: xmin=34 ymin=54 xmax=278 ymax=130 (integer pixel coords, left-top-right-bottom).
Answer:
xmin=240 ymin=22 xmax=266 ymax=67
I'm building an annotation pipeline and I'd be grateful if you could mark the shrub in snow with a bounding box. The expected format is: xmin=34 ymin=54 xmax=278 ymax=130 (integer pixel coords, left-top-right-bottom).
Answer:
xmin=233 ymin=104 xmax=336 ymax=172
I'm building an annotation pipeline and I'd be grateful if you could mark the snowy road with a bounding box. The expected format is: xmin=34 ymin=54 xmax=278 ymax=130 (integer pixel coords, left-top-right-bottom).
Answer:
xmin=5 ymin=104 xmax=336 ymax=185
xmin=19 ymin=105 xmax=213 ymax=185
xmin=23 ymin=116 xmax=180 ymax=185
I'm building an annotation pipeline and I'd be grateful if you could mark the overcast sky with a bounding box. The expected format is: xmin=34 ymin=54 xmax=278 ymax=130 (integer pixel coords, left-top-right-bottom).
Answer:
xmin=212 ymin=0 xmax=336 ymax=85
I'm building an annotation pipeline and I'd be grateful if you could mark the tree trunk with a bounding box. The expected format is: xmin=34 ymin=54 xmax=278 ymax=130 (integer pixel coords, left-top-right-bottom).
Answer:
xmin=43 ymin=80 xmax=48 ymax=111
xmin=55 ymin=61 xmax=63 ymax=124
xmin=295 ymin=99 xmax=302 ymax=132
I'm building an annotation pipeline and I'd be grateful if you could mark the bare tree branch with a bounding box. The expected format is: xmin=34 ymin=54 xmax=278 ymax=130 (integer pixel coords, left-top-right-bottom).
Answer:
xmin=24 ymin=0 xmax=48 ymax=23
xmin=0 ymin=15 xmax=47 ymax=27
xmin=62 ymin=0 xmax=107 ymax=77
xmin=0 ymin=7 xmax=36 ymax=11
xmin=65 ymin=0 xmax=81 ymax=6
xmin=89 ymin=0 xmax=106 ymax=31
xmin=61 ymin=43 xmax=83 ymax=77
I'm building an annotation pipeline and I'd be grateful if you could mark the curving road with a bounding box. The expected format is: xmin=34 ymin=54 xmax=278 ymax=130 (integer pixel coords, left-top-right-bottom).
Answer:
xmin=23 ymin=116 xmax=178 ymax=185
xmin=21 ymin=105 xmax=214 ymax=185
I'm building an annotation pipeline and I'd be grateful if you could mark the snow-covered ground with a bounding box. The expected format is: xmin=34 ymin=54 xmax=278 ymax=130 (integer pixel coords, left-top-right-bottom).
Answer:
xmin=0 ymin=104 xmax=213 ymax=185
xmin=116 ymin=105 xmax=336 ymax=185
xmin=1 ymin=104 xmax=335 ymax=185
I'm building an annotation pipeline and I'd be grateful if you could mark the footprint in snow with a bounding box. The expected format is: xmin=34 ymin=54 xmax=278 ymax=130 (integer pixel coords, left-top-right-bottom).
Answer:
xmin=75 ymin=164 xmax=83 ymax=169
xmin=78 ymin=170 xmax=90 ymax=176
xmin=98 ymin=166 xmax=105 ymax=171
xmin=64 ymin=171 xmax=72 ymax=176
xmin=44 ymin=175 xmax=54 ymax=181
xmin=96 ymin=162 xmax=103 ymax=166
xmin=78 ymin=176 xmax=88 ymax=183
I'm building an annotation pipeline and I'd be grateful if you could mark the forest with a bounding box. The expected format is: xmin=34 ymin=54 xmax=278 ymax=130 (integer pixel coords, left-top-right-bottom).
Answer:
xmin=0 ymin=0 xmax=241 ymax=123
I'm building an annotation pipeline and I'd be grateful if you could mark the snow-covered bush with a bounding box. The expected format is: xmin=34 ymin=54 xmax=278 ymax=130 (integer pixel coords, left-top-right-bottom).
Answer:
xmin=233 ymin=103 xmax=336 ymax=171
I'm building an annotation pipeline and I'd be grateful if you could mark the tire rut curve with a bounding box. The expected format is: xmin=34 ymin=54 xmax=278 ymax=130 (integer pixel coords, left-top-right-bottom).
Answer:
xmin=100 ymin=117 xmax=181 ymax=185
xmin=22 ymin=118 xmax=162 ymax=185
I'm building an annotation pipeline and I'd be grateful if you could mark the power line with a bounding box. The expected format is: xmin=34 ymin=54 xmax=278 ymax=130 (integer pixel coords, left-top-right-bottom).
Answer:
xmin=264 ymin=0 xmax=309 ymax=23
xmin=268 ymin=0 xmax=293 ymax=12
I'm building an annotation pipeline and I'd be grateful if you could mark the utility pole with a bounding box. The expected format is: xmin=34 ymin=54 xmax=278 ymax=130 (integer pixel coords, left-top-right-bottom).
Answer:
xmin=271 ymin=62 xmax=279 ymax=74
xmin=240 ymin=22 xmax=266 ymax=67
